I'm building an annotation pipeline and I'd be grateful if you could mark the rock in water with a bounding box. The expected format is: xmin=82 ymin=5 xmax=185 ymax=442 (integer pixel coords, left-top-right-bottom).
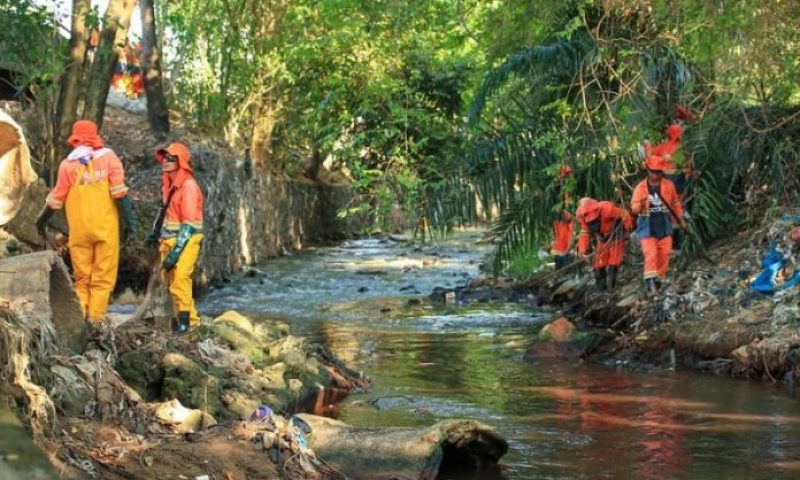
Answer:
xmin=539 ymin=317 xmax=575 ymax=342
xmin=296 ymin=414 xmax=508 ymax=480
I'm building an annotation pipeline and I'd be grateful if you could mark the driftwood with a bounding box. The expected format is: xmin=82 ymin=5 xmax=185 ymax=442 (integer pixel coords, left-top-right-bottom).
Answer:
xmin=296 ymin=414 xmax=508 ymax=480
xmin=0 ymin=252 xmax=86 ymax=353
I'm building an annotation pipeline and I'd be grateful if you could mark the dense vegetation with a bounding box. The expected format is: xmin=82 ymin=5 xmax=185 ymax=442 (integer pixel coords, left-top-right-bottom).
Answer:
xmin=1 ymin=0 xmax=799 ymax=273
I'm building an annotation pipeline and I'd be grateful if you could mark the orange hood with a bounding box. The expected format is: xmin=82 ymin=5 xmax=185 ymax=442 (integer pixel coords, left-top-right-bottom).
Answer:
xmin=156 ymin=142 xmax=193 ymax=202
xmin=67 ymin=120 xmax=104 ymax=149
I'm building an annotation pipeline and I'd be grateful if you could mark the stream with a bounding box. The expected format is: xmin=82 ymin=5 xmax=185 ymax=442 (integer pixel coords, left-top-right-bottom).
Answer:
xmin=201 ymin=231 xmax=800 ymax=479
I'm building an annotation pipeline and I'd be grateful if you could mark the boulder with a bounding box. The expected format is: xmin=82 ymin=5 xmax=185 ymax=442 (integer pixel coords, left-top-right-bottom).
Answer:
xmin=115 ymin=346 xmax=166 ymax=401
xmin=152 ymin=399 xmax=217 ymax=433
xmin=296 ymin=414 xmax=508 ymax=480
xmin=161 ymin=353 xmax=223 ymax=416
xmin=539 ymin=317 xmax=575 ymax=342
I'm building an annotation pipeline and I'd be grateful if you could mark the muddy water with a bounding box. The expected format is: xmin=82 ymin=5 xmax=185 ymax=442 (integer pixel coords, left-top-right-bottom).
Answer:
xmin=201 ymin=232 xmax=800 ymax=479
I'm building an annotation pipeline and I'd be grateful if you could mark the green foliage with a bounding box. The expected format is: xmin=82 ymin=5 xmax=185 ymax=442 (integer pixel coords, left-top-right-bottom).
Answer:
xmin=504 ymin=245 xmax=548 ymax=280
xmin=0 ymin=0 xmax=67 ymax=85
xmin=0 ymin=0 xmax=69 ymax=177
xmin=434 ymin=0 xmax=800 ymax=274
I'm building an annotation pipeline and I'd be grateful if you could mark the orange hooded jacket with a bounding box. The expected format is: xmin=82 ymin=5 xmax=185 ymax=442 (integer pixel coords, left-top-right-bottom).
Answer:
xmin=156 ymin=143 xmax=203 ymax=235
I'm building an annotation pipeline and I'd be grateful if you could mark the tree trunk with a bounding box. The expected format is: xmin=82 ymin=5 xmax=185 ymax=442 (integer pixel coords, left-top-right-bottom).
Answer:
xmin=250 ymin=95 xmax=277 ymax=170
xmin=82 ymin=0 xmax=137 ymax=129
xmin=304 ymin=142 xmax=322 ymax=180
xmin=140 ymin=0 xmax=170 ymax=139
xmin=56 ymin=0 xmax=91 ymax=161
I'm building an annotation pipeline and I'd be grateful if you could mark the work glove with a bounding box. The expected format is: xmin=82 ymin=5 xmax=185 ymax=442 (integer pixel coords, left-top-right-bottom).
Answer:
xmin=116 ymin=196 xmax=139 ymax=243
xmin=162 ymin=250 xmax=179 ymax=271
xmin=35 ymin=205 xmax=55 ymax=235
xmin=162 ymin=224 xmax=195 ymax=271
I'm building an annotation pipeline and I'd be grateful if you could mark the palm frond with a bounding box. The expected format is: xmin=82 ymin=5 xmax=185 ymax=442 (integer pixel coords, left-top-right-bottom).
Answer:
xmin=469 ymin=32 xmax=595 ymax=123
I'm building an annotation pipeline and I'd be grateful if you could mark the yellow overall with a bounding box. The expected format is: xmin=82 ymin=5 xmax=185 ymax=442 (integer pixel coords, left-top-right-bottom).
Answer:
xmin=65 ymin=162 xmax=120 ymax=321
xmin=159 ymin=234 xmax=203 ymax=326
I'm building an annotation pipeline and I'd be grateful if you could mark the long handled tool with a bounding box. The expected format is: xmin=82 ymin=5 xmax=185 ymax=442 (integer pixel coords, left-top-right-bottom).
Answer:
xmin=527 ymin=219 xmax=626 ymax=287
xmin=653 ymin=187 xmax=713 ymax=262
xmin=130 ymin=188 xmax=177 ymax=324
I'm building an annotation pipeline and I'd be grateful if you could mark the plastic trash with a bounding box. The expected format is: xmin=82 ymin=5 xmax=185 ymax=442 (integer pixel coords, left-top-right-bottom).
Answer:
xmin=750 ymin=247 xmax=800 ymax=294
xmin=249 ymin=405 xmax=273 ymax=423
xmin=290 ymin=415 xmax=312 ymax=434
xmin=294 ymin=431 xmax=308 ymax=451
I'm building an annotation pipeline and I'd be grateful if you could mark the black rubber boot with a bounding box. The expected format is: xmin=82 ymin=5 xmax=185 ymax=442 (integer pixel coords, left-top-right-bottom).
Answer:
xmin=607 ymin=266 xmax=618 ymax=290
xmin=175 ymin=311 xmax=191 ymax=335
xmin=645 ymin=278 xmax=659 ymax=297
xmin=594 ymin=268 xmax=607 ymax=292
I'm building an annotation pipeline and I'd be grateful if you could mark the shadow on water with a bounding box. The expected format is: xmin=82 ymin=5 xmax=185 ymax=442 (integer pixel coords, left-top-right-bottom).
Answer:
xmin=201 ymin=233 xmax=800 ymax=479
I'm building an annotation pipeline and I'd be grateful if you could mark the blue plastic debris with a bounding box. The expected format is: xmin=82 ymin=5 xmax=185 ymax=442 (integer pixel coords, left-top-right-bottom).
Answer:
xmin=249 ymin=405 xmax=273 ymax=422
xmin=749 ymin=247 xmax=800 ymax=294
xmin=780 ymin=214 xmax=800 ymax=225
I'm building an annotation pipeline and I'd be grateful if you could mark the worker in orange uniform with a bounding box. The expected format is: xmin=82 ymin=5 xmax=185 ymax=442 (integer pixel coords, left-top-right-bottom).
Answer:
xmin=647 ymin=105 xmax=697 ymax=251
xmin=146 ymin=143 xmax=204 ymax=334
xmin=630 ymin=155 xmax=685 ymax=296
xmin=550 ymin=165 xmax=575 ymax=269
xmin=35 ymin=120 xmax=137 ymax=326
xmin=576 ymin=198 xmax=632 ymax=291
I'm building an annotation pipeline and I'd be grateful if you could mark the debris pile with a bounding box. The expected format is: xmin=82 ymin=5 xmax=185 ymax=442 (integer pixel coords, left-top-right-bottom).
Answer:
xmin=519 ymin=212 xmax=800 ymax=381
xmin=0 ymin=276 xmax=368 ymax=479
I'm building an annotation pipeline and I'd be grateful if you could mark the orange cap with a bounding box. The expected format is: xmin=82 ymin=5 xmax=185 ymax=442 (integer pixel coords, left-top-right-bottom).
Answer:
xmin=665 ymin=123 xmax=683 ymax=141
xmin=576 ymin=197 xmax=600 ymax=222
xmin=67 ymin=120 xmax=104 ymax=148
xmin=646 ymin=155 xmax=667 ymax=171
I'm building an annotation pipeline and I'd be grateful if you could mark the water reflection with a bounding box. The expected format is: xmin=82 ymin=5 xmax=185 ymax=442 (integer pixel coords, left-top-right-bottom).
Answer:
xmin=200 ymin=234 xmax=800 ymax=479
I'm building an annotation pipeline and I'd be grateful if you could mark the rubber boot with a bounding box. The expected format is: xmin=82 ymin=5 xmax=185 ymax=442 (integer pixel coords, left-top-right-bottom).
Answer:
xmin=594 ymin=268 xmax=607 ymax=292
xmin=645 ymin=278 xmax=659 ymax=298
xmin=607 ymin=266 xmax=618 ymax=290
xmin=175 ymin=311 xmax=191 ymax=335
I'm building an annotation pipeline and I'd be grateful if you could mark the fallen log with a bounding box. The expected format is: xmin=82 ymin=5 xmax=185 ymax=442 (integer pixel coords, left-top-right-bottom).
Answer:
xmin=296 ymin=414 xmax=508 ymax=480
xmin=0 ymin=251 xmax=85 ymax=353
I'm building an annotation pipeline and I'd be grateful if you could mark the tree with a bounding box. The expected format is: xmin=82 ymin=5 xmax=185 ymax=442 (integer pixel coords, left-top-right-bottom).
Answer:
xmin=140 ymin=0 xmax=170 ymax=138
xmin=56 ymin=0 xmax=91 ymax=161
xmin=82 ymin=0 xmax=137 ymax=128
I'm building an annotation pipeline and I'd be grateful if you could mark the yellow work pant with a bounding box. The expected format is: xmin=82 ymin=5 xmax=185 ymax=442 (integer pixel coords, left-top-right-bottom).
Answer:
xmin=65 ymin=163 xmax=120 ymax=322
xmin=159 ymin=234 xmax=203 ymax=326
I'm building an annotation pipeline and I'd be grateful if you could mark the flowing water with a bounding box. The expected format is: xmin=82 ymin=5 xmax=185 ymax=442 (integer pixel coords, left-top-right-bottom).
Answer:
xmin=201 ymin=232 xmax=800 ymax=479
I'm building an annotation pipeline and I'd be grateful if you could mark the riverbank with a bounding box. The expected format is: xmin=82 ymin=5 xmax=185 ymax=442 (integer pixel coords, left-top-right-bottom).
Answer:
xmin=458 ymin=213 xmax=800 ymax=386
